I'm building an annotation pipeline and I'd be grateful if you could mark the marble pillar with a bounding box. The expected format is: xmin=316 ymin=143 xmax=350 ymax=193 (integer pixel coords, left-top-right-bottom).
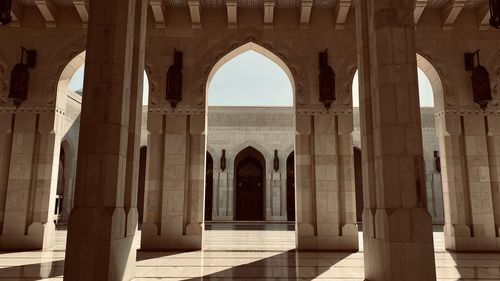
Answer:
xmin=354 ymin=0 xmax=436 ymax=280
xmin=63 ymin=0 xmax=147 ymax=280
xmin=141 ymin=113 xmax=205 ymax=250
xmin=0 ymin=112 xmax=59 ymax=250
xmin=295 ymin=113 xmax=358 ymax=251
xmin=439 ymin=113 xmax=499 ymax=251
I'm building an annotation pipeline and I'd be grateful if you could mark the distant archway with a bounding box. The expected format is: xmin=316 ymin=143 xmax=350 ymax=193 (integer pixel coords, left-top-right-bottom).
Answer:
xmin=138 ymin=146 xmax=147 ymax=225
xmin=234 ymin=147 xmax=266 ymax=221
xmin=286 ymin=152 xmax=295 ymax=222
xmin=353 ymin=147 xmax=363 ymax=223
xmin=205 ymin=152 xmax=214 ymax=221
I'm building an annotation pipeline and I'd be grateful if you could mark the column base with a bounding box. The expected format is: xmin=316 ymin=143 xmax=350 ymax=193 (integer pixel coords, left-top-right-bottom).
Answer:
xmin=296 ymin=235 xmax=359 ymax=251
xmin=444 ymin=224 xmax=500 ymax=251
xmin=296 ymin=222 xmax=359 ymax=251
xmin=140 ymin=234 xmax=202 ymax=250
xmin=141 ymin=223 xmax=202 ymax=250
xmin=64 ymin=207 xmax=137 ymax=281
xmin=363 ymin=208 xmax=436 ymax=281
xmin=0 ymin=222 xmax=55 ymax=250
xmin=363 ymin=236 xmax=436 ymax=281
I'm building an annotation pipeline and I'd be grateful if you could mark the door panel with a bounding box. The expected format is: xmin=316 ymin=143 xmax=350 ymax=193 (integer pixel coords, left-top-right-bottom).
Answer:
xmin=235 ymin=157 xmax=264 ymax=221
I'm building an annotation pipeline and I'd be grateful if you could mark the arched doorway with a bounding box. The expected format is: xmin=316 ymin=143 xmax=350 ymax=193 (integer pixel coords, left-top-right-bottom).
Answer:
xmin=137 ymin=146 xmax=147 ymax=225
xmin=353 ymin=147 xmax=363 ymax=223
xmin=286 ymin=152 xmax=295 ymax=222
xmin=205 ymin=152 xmax=214 ymax=221
xmin=234 ymin=147 xmax=265 ymax=221
xmin=54 ymin=144 xmax=65 ymax=223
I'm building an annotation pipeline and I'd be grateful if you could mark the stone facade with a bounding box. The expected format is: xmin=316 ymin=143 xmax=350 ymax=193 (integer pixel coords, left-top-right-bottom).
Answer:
xmin=0 ymin=0 xmax=499 ymax=279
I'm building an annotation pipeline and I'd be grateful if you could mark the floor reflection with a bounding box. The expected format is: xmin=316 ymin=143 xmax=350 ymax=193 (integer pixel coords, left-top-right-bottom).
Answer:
xmin=1 ymin=224 xmax=500 ymax=280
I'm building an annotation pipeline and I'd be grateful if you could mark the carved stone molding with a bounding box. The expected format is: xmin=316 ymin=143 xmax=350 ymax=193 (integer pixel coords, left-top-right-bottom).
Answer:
xmin=336 ymin=48 xmax=358 ymax=107
xmin=416 ymin=50 xmax=458 ymax=109
xmin=487 ymin=50 xmax=500 ymax=107
xmin=0 ymin=53 xmax=9 ymax=105
xmin=42 ymin=36 xmax=87 ymax=105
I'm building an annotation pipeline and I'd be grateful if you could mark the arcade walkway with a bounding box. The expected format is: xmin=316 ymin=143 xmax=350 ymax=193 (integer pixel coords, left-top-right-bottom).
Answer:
xmin=0 ymin=225 xmax=499 ymax=280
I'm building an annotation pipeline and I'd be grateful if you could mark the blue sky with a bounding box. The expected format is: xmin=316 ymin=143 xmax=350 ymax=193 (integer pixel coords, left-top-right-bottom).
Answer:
xmin=69 ymin=50 xmax=434 ymax=107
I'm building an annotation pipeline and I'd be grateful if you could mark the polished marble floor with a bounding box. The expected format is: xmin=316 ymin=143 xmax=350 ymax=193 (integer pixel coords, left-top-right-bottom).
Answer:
xmin=1 ymin=224 xmax=500 ymax=280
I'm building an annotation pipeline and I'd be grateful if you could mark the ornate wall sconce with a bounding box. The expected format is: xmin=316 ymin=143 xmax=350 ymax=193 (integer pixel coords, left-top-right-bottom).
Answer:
xmin=434 ymin=150 xmax=441 ymax=173
xmin=273 ymin=150 xmax=279 ymax=172
xmin=319 ymin=49 xmax=336 ymax=110
xmin=0 ymin=0 xmax=12 ymax=26
xmin=464 ymin=50 xmax=492 ymax=110
xmin=165 ymin=49 xmax=183 ymax=109
xmin=220 ymin=149 xmax=226 ymax=171
xmin=9 ymin=47 xmax=37 ymax=107
xmin=490 ymin=0 xmax=500 ymax=29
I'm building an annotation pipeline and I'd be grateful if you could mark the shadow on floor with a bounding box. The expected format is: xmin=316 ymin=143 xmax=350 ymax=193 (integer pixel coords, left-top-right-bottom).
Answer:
xmin=137 ymin=250 xmax=356 ymax=280
xmin=0 ymin=260 xmax=64 ymax=280
xmin=449 ymin=252 xmax=500 ymax=280
xmin=187 ymin=250 xmax=354 ymax=280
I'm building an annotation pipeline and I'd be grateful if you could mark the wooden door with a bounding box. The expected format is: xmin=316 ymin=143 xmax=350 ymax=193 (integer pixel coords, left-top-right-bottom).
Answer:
xmin=235 ymin=156 xmax=264 ymax=221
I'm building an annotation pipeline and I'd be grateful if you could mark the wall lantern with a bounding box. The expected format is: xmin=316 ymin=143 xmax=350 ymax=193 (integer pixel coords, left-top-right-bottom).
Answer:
xmin=464 ymin=50 xmax=492 ymax=110
xmin=0 ymin=0 xmax=12 ymax=26
xmin=165 ymin=49 xmax=183 ymax=109
xmin=9 ymin=47 xmax=37 ymax=107
xmin=434 ymin=150 xmax=441 ymax=173
xmin=220 ymin=149 xmax=226 ymax=171
xmin=319 ymin=49 xmax=336 ymax=110
xmin=273 ymin=150 xmax=279 ymax=172
xmin=490 ymin=0 xmax=500 ymax=29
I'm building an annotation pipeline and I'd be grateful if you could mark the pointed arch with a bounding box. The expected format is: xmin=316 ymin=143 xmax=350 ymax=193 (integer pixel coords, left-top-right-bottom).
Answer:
xmin=234 ymin=146 xmax=266 ymax=169
xmin=205 ymin=42 xmax=297 ymax=107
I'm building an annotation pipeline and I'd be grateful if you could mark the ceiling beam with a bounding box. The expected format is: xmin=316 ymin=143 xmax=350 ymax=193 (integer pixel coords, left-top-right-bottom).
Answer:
xmin=299 ymin=0 xmax=313 ymax=28
xmin=188 ymin=0 xmax=201 ymax=28
xmin=34 ymin=0 xmax=57 ymax=27
xmin=478 ymin=3 xmax=491 ymax=30
xmin=335 ymin=0 xmax=351 ymax=29
xmin=442 ymin=0 xmax=466 ymax=30
xmin=414 ymin=0 xmax=428 ymax=24
xmin=264 ymin=0 xmax=275 ymax=29
xmin=72 ymin=0 xmax=89 ymax=27
xmin=9 ymin=1 xmax=23 ymax=27
xmin=226 ymin=0 xmax=237 ymax=29
xmin=150 ymin=0 xmax=166 ymax=28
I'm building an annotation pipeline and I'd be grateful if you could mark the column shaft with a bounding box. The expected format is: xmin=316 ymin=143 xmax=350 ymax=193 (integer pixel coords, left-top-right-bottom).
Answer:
xmin=355 ymin=0 xmax=437 ymax=279
xmin=64 ymin=0 xmax=147 ymax=279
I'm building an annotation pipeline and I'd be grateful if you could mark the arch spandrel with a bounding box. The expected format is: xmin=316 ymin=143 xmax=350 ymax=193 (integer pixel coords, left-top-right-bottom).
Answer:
xmin=44 ymin=36 xmax=87 ymax=105
xmin=487 ymin=49 xmax=500 ymax=108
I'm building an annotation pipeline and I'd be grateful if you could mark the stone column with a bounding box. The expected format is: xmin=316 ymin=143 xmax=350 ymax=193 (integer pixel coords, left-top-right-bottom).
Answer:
xmin=295 ymin=113 xmax=358 ymax=251
xmin=439 ymin=113 xmax=498 ymax=251
xmin=0 ymin=111 xmax=59 ymax=250
xmin=488 ymin=115 xmax=500 ymax=242
xmin=141 ymin=113 xmax=204 ymax=250
xmin=354 ymin=0 xmax=436 ymax=280
xmin=63 ymin=0 xmax=147 ymax=279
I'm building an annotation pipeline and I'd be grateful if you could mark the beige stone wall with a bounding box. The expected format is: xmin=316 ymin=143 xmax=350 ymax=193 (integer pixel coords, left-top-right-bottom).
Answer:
xmin=206 ymin=106 xmax=294 ymax=221
xmin=0 ymin=2 xmax=498 ymax=253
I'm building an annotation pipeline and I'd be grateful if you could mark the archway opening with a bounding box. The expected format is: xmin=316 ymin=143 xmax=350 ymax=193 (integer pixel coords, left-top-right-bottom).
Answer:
xmin=203 ymin=43 xmax=295 ymax=250
xmin=352 ymin=54 xmax=445 ymax=230
xmin=52 ymin=50 xmax=151 ymax=246
xmin=205 ymin=152 xmax=214 ymax=221
xmin=286 ymin=152 xmax=295 ymax=222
